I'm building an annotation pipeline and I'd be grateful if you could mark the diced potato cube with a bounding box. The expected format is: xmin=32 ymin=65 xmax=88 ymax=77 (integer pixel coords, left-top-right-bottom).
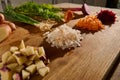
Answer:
xmin=19 ymin=49 xmax=27 ymax=56
xmin=19 ymin=40 xmax=25 ymax=50
xmin=13 ymin=52 xmax=27 ymax=65
xmin=0 ymin=40 xmax=49 ymax=80
xmin=34 ymin=50 xmax=41 ymax=60
xmin=2 ymin=51 xmax=12 ymax=64
xmin=10 ymin=46 xmax=19 ymax=53
xmin=0 ymin=67 xmax=12 ymax=80
xmin=27 ymin=54 xmax=36 ymax=61
xmin=0 ymin=63 xmax=3 ymax=69
xmin=22 ymin=70 xmax=30 ymax=80
xmin=35 ymin=60 xmax=46 ymax=70
xmin=6 ymin=55 xmax=17 ymax=64
xmin=7 ymin=63 xmax=18 ymax=71
xmin=24 ymin=46 xmax=35 ymax=56
xmin=13 ymin=73 xmax=21 ymax=80
xmin=15 ymin=65 xmax=25 ymax=73
xmin=38 ymin=67 xmax=50 ymax=77
xmin=34 ymin=50 xmax=39 ymax=56
xmin=24 ymin=60 xmax=33 ymax=66
xmin=26 ymin=64 xmax=36 ymax=74
xmin=13 ymin=51 xmax=21 ymax=54
xmin=38 ymin=47 xmax=45 ymax=57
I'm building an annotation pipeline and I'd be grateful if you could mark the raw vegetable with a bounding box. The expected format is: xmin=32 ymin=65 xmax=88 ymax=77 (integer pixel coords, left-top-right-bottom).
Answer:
xmin=0 ymin=13 xmax=5 ymax=24
xmin=45 ymin=24 xmax=83 ymax=50
xmin=0 ymin=24 xmax=12 ymax=42
xmin=22 ymin=70 xmax=30 ymax=80
xmin=2 ymin=6 xmax=40 ymax=26
xmin=64 ymin=10 xmax=74 ymax=22
xmin=13 ymin=73 xmax=21 ymax=80
xmin=0 ymin=67 xmax=13 ymax=80
xmin=3 ymin=21 xmax=16 ymax=30
xmin=81 ymin=3 xmax=90 ymax=15
xmin=14 ymin=2 xmax=63 ymax=21
xmin=0 ymin=13 xmax=16 ymax=42
xmin=2 ymin=7 xmax=57 ymax=31
xmin=97 ymin=10 xmax=116 ymax=25
xmin=0 ymin=40 xmax=50 ymax=80
xmin=76 ymin=15 xmax=104 ymax=31
xmin=61 ymin=3 xmax=90 ymax=15
xmin=0 ymin=13 xmax=16 ymax=30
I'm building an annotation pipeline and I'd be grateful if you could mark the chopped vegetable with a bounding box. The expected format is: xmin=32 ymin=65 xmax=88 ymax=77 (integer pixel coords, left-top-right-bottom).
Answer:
xmin=97 ymin=10 xmax=116 ymax=25
xmin=0 ymin=67 xmax=13 ymax=80
xmin=22 ymin=70 xmax=30 ymax=80
xmin=64 ymin=10 xmax=74 ymax=22
xmin=14 ymin=2 xmax=63 ymax=21
xmin=35 ymin=20 xmax=57 ymax=31
xmin=45 ymin=24 xmax=83 ymax=50
xmin=0 ymin=40 xmax=50 ymax=80
xmin=13 ymin=73 xmax=21 ymax=80
xmin=2 ymin=6 xmax=40 ymax=26
xmin=2 ymin=6 xmax=58 ymax=30
xmin=1 ymin=6 xmax=59 ymax=31
xmin=76 ymin=15 xmax=104 ymax=31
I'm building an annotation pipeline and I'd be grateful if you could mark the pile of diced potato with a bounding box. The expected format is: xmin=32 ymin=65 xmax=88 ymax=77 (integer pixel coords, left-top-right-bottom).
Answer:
xmin=0 ymin=40 xmax=50 ymax=80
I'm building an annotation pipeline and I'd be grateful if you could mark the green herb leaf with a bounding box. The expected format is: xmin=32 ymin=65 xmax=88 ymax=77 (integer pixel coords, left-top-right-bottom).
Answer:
xmin=2 ymin=5 xmax=40 ymax=26
xmin=14 ymin=2 xmax=63 ymax=21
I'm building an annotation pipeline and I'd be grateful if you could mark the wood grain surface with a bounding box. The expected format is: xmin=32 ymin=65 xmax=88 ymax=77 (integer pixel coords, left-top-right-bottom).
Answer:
xmin=111 ymin=58 xmax=120 ymax=80
xmin=0 ymin=3 xmax=120 ymax=80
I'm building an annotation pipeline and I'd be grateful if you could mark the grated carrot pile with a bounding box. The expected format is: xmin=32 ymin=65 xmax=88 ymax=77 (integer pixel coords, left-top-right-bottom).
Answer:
xmin=76 ymin=15 xmax=104 ymax=31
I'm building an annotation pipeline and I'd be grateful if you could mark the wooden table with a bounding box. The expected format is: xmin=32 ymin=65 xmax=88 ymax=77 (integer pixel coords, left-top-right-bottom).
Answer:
xmin=0 ymin=3 xmax=120 ymax=80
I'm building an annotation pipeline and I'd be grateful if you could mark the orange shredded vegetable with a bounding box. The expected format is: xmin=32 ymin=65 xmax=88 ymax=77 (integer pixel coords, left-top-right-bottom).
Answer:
xmin=64 ymin=10 xmax=74 ymax=22
xmin=76 ymin=15 xmax=104 ymax=31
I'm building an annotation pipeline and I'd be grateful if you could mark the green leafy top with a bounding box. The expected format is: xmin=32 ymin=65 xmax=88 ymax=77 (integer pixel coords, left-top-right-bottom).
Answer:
xmin=14 ymin=2 xmax=63 ymax=21
xmin=2 ymin=5 xmax=40 ymax=25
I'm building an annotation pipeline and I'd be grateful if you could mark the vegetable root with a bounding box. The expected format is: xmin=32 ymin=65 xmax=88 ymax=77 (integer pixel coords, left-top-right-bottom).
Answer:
xmin=3 ymin=21 xmax=16 ymax=30
xmin=0 ymin=13 xmax=17 ymax=42
xmin=0 ymin=24 xmax=12 ymax=42
xmin=0 ymin=13 xmax=5 ymax=24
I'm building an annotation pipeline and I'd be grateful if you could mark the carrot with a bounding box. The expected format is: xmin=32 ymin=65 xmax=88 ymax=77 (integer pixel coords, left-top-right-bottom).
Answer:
xmin=76 ymin=15 xmax=104 ymax=31
xmin=0 ymin=13 xmax=5 ymax=24
xmin=0 ymin=24 xmax=12 ymax=42
xmin=3 ymin=21 xmax=16 ymax=30
xmin=64 ymin=10 xmax=74 ymax=22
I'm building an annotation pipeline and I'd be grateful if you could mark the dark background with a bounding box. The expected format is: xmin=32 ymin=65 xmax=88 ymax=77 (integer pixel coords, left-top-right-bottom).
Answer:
xmin=106 ymin=0 xmax=118 ymax=8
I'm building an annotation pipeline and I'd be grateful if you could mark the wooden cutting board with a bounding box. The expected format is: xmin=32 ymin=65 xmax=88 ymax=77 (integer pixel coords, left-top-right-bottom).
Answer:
xmin=1 ymin=3 xmax=120 ymax=80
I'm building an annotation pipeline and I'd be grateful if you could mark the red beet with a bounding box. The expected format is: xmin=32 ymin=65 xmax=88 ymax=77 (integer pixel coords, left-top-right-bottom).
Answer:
xmin=97 ymin=10 xmax=116 ymax=25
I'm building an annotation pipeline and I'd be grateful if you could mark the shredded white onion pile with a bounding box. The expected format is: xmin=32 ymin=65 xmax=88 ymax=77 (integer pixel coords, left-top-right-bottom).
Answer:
xmin=45 ymin=24 xmax=83 ymax=50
